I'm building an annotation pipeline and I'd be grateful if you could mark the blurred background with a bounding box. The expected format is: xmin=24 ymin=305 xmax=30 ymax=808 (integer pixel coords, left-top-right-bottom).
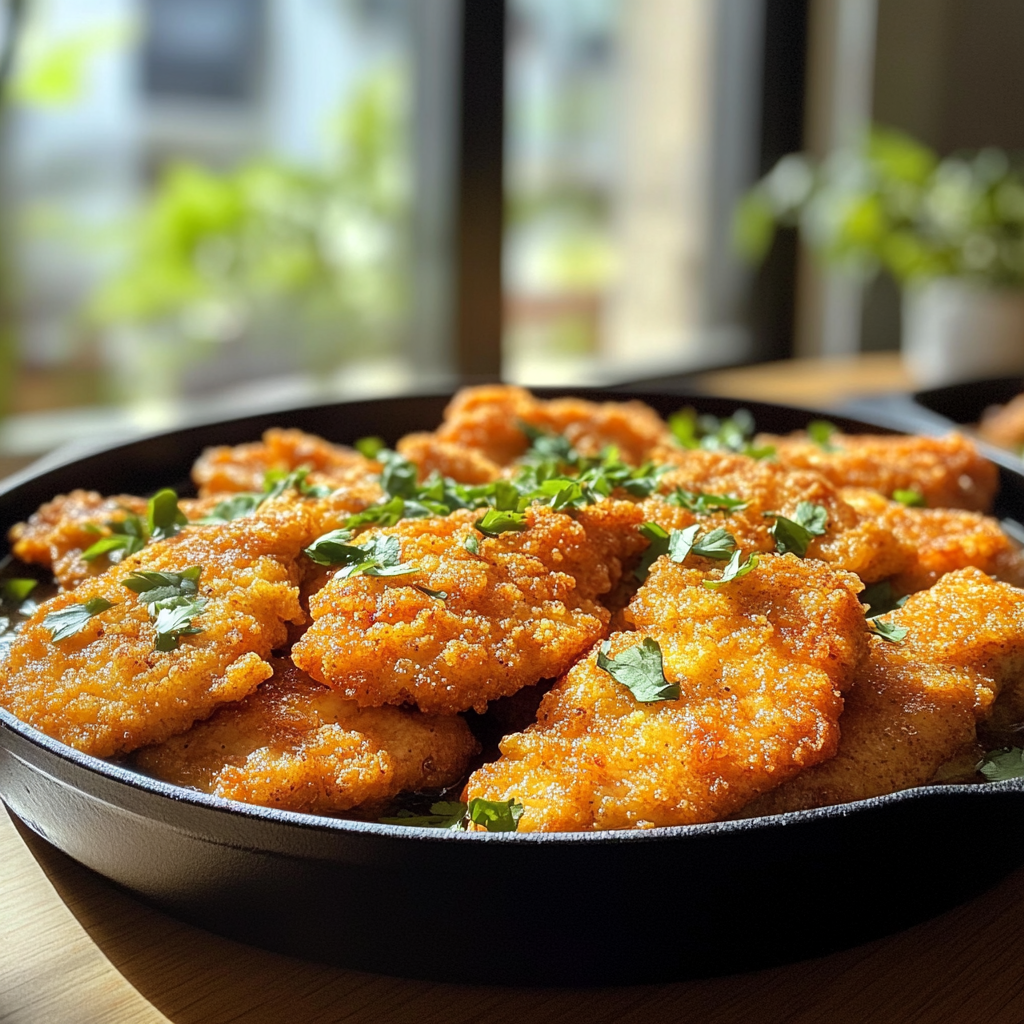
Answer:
xmin=3 ymin=0 xmax=1024 ymax=473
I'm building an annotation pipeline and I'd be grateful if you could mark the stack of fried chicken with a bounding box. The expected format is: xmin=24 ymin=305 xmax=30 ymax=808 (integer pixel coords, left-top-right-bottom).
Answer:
xmin=2 ymin=385 xmax=1022 ymax=831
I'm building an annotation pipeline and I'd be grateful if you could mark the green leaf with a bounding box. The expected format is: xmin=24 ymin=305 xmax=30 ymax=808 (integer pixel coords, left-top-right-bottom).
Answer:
xmin=43 ymin=597 xmax=115 ymax=643
xmin=892 ymin=488 xmax=926 ymax=508
xmin=690 ymin=527 xmax=738 ymax=561
xmin=464 ymin=534 xmax=480 ymax=555
xmin=867 ymin=619 xmax=908 ymax=643
xmin=1 ymin=579 xmax=37 ymax=604
xmin=668 ymin=407 xmax=774 ymax=459
xmin=344 ymin=495 xmax=408 ymax=529
xmin=379 ymin=800 xmax=469 ymax=829
xmin=121 ymin=566 xmax=201 ymax=605
xmin=807 ymin=420 xmax=840 ymax=452
xmin=597 ymin=637 xmax=679 ymax=702
xmin=634 ymin=522 xmax=671 ymax=580
xmin=519 ymin=422 xmax=578 ymax=465
xmin=475 ymin=508 xmax=528 ymax=536
xmin=666 ymin=489 xmax=749 ymax=515
xmin=147 ymin=488 xmax=188 ymax=541
xmin=304 ymin=531 xmax=419 ymax=580
xmin=467 ymin=797 xmax=525 ymax=833
xmin=703 ymin=550 xmax=759 ymax=590
xmin=81 ymin=533 xmax=146 ymax=562
xmin=377 ymin=450 xmax=420 ymax=500
xmin=152 ymin=600 xmax=207 ymax=651
xmin=303 ymin=529 xmax=359 ymax=566
xmin=200 ymin=493 xmax=264 ymax=524
xmin=354 ymin=436 xmax=386 ymax=459
xmin=860 ymin=580 xmax=908 ymax=618
xmin=764 ymin=502 xmax=828 ymax=557
xmin=666 ymin=523 xmax=701 ymax=563
xmin=414 ymin=585 xmax=448 ymax=601
xmin=263 ymin=467 xmax=332 ymax=500
xmin=977 ymin=747 xmax=1024 ymax=782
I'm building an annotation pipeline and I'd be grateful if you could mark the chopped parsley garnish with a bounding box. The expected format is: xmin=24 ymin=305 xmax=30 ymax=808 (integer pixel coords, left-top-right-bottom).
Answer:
xmin=763 ymin=502 xmax=828 ymax=557
xmin=201 ymin=493 xmax=264 ymax=524
xmin=201 ymin=467 xmax=330 ymax=524
xmin=43 ymin=597 xmax=115 ymax=643
xmin=1 ymin=578 xmax=37 ymax=605
xmin=977 ymin=747 xmax=1024 ymax=782
xmin=668 ymin=407 xmax=775 ymax=459
xmin=82 ymin=489 xmax=188 ymax=563
xmin=379 ymin=797 xmax=525 ymax=832
xmin=807 ymin=419 xmax=839 ymax=452
xmin=703 ymin=550 xmax=759 ymax=589
xmin=474 ymin=508 xmax=528 ymax=536
xmin=121 ymin=566 xmax=207 ymax=651
xmin=666 ymin=488 xmax=749 ymax=515
xmin=634 ymin=522 xmax=737 ymax=580
xmin=414 ymin=585 xmax=448 ymax=601
xmin=519 ymin=422 xmax=578 ymax=465
xmin=303 ymin=531 xmax=419 ymax=579
xmin=464 ymin=534 xmax=480 ymax=554
xmin=597 ymin=637 xmax=679 ymax=703
xmin=892 ymin=488 xmax=926 ymax=508
xmin=860 ymin=580 xmax=908 ymax=618
xmin=866 ymin=619 xmax=908 ymax=644
xmin=354 ymin=435 xmax=386 ymax=459
xmin=147 ymin=488 xmax=188 ymax=541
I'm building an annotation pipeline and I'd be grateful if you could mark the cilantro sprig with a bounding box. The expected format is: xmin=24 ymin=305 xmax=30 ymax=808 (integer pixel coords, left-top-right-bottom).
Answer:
xmin=703 ymin=550 xmax=759 ymax=589
xmin=201 ymin=468 xmax=331 ymax=524
xmin=807 ymin=419 xmax=840 ymax=452
xmin=977 ymin=747 xmax=1024 ymax=782
xmin=666 ymin=489 xmax=749 ymax=515
xmin=763 ymin=502 xmax=828 ymax=557
xmin=42 ymin=596 xmax=115 ymax=643
xmin=866 ymin=618 xmax=908 ymax=644
xmin=597 ymin=637 xmax=679 ymax=703
xmin=379 ymin=797 xmax=525 ymax=832
xmin=81 ymin=489 xmax=188 ymax=563
xmin=304 ymin=530 xmax=419 ymax=580
xmin=859 ymin=580 xmax=908 ymax=618
xmin=634 ymin=522 xmax=737 ymax=581
xmin=121 ymin=566 xmax=207 ymax=651
xmin=668 ymin=407 xmax=775 ymax=459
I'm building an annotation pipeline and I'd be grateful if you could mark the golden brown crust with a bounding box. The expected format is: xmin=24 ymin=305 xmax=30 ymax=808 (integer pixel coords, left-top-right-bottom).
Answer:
xmin=291 ymin=502 xmax=647 ymax=714
xmin=465 ymin=554 xmax=866 ymax=831
xmin=0 ymin=509 xmax=307 ymax=758
xmin=133 ymin=658 xmax=479 ymax=815
xmin=192 ymin=427 xmax=378 ymax=497
xmin=396 ymin=432 xmax=502 ymax=484
xmin=979 ymin=393 xmax=1024 ymax=451
xmin=761 ymin=431 xmax=998 ymax=512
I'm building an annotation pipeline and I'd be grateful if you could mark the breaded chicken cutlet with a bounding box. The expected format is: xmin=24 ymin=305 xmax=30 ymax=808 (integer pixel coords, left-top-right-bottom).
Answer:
xmin=759 ymin=430 xmax=998 ymax=512
xmin=741 ymin=568 xmax=1024 ymax=816
xmin=0 ymin=508 xmax=307 ymax=757
xmin=465 ymin=554 xmax=867 ymax=831
xmin=134 ymin=658 xmax=479 ymax=815
xmin=292 ymin=501 xmax=647 ymax=714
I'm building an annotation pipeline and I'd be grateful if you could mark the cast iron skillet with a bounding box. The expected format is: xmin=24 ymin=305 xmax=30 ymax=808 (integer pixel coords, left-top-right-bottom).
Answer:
xmin=1 ymin=388 xmax=1023 ymax=986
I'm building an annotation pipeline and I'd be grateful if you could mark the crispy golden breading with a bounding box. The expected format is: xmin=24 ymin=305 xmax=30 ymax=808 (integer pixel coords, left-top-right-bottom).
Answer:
xmin=639 ymin=450 xmax=910 ymax=584
xmin=0 ymin=509 xmax=307 ymax=758
xmin=192 ymin=427 xmax=378 ymax=497
xmin=742 ymin=568 xmax=1024 ymax=816
xmin=979 ymin=393 xmax=1024 ymax=451
xmin=292 ymin=501 xmax=647 ymax=714
xmin=133 ymin=658 xmax=479 ymax=815
xmin=760 ymin=431 xmax=998 ymax=511
xmin=407 ymin=384 xmax=675 ymax=471
xmin=840 ymin=487 xmax=1024 ymax=594
xmin=465 ymin=554 xmax=866 ymax=831
xmin=8 ymin=490 xmax=233 ymax=591
xmin=396 ymin=433 xmax=502 ymax=484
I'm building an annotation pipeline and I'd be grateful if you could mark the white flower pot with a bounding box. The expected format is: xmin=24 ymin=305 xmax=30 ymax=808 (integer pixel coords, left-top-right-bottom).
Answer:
xmin=902 ymin=278 xmax=1024 ymax=387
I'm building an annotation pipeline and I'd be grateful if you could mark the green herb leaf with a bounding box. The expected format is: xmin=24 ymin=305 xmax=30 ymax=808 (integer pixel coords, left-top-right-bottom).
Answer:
xmin=379 ymin=800 xmax=469 ymax=829
xmin=304 ymin=531 xmax=419 ymax=580
xmin=634 ymin=522 xmax=670 ymax=580
xmin=303 ymin=529 xmax=359 ymax=566
xmin=464 ymin=534 xmax=480 ymax=554
xmin=414 ymin=585 xmax=448 ymax=600
xmin=666 ymin=489 xmax=749 ymax=515
xmin=263 ymin=467 xmax=332 ymax=501
xmin=467 ymin=796 xmax=525 ymax=832
xmin=764 ymin=502 xmax=828 ymax=557
xmin=596 ymin=637 xmax=679 ymax=702
xmin=703 ymin=550 xmax=759 ymax=589
xmin=860 ymin=580 xmax=908 ymax=618
xmin=892 ymin=488 xmax=926 ymax=508
xmin=669 ymin=407 xmax=775 ymax=459
xmin=807 ymin=419 xmax=839 ymax=452
xmin=43 ymin=597 xmax=115 ymax=643
xmin=81 ymin=533 xmax=146 ymax=562
xmin=666 ymin=523 xmax=701 ymax=562
xmin=121 ymin=566 xmax=201 ymax=604
xmin=354 ymin=435 xmax=386 ymax=459
xmin=475 ymin=508 xmax=528 ymax=536
xmin=2 ymin=578 xmax=38 ymax=604
xmin=867 ymin=619 xmax=908 ymax=643
xmin=977 ymin=747 xmax=1024 ymax=782
xmin=519 ymin=422 xmax=578 ymax=465
xmin=200 ymin=493 xmax=264 ymax=524
xmin=152 ymin=600 xmax=207 ymax=651
xmin=690 ymin=526 xmax=738 ymax=560
xmin=377 ymin=450 xmax=420 ymax=500
xmin=147 ymin=488 xmax=187 ymax=541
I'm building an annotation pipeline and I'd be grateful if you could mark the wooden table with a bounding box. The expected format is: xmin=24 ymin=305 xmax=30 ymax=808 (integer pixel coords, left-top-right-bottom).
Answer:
xmin=2 ymin=355 xmax=1022 ymax=1023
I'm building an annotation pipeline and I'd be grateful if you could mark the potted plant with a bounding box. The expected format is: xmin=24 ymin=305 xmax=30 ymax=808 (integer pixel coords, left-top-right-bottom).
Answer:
xmin=735 ymin=127 xmax=1024 ymax=386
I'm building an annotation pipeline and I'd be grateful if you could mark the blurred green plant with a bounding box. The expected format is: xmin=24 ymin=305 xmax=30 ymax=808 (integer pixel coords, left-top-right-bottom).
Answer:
xmin=88 ymin=67 xmax=410 ymax=384
xmin=735 ymin=126 xmax=1024 ymax=288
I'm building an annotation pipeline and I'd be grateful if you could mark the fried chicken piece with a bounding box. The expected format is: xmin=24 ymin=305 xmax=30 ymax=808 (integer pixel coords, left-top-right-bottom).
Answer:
xmin=9 ymin=489 xmax=231 ymax=591
xmin=133 ymin=658 xmax=479 ymax=815
xmin=742 ymin=567 xmax=1024 ymax=816
xmin=759 ymin=430 xmax=998 ymax=511
xmin=840 ymin=487 xmax=1024 ymax=594
xmin=465 ymin=553 xmax=866 ymax=831
xmin=979 ymin=392 xmax=1024 ymax=451
xmin=639 ymin=450 xmax=910 ymax=584
xmin=291 ymin=501 xmax=647 ymax=714
xmin=396 ymin=433 xmax=502 ymax=484
xmin=0 ymin=508 xmax=307 ymax=758
xmin=402 ymin=385 xmax=675 ymax=474
xmin=192 ymin=427 xmax=378 ymax=497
